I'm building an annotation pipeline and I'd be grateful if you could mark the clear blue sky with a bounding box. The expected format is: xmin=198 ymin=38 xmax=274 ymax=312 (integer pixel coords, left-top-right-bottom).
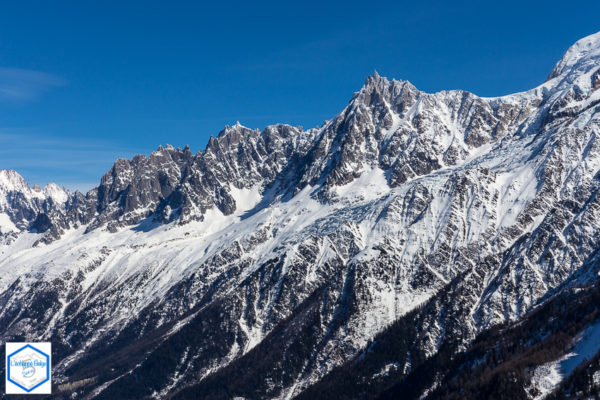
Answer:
xmin=1 ymin=0 xmax=599 ymax=191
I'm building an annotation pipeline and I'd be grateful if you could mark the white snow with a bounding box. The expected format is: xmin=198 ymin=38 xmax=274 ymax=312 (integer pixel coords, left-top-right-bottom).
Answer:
xmin=43 ymin=182 xmax=69 ymax=204
xmin=0 ymin=213 xmax=17 ymax=233
xmin=561 ymin=320 xmax=600 ymax=375
xmin=0 ymin=169 xmax=70 ymax=216
xmin=529 ymin=320 xmax=600 ymax=399
xmin=333 ymin=166 xmax=389 ymax=202
xmin=372 ymin=362 xmax=399 ymax=379
xmin=0 ymin=169 xmax=29 ymax=192
xmin=496 ymin=163 xmax=539 ymax=229
xmin=229 ymin=184 xmax=263 ymax=215
xmin=549 ymin=31 xmax=600 ymax=80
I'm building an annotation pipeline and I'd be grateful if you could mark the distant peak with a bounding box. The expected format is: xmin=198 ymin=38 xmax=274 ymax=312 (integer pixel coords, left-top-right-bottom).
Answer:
xmin=0 ymin=169 xmax=22 ymax=178
xmin=155 ymin=144 xmax=176 ymax=153
xmin=0 ymin=169 xmax=28 ymax=190
xmin=0 ymin=169 xmax=69 ymax=202
xmin=548 ymin=31 xmax=600 ymax=80
xmin=44 ymin=182 xmax=66 ymax=191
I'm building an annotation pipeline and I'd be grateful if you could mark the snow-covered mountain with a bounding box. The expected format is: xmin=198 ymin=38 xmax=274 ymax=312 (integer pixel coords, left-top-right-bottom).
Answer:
xmin=0 ymin=169 xmax=71 ymax=233
xmin=1 ymin=31 xmax=600 ymax=399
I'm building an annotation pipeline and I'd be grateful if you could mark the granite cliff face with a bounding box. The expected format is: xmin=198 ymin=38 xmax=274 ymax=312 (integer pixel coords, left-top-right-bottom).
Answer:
xmin=1 ymin=32 xmax=600 ymax=399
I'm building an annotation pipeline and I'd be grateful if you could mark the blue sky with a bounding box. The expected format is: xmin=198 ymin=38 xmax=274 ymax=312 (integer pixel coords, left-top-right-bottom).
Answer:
xmin=0 ymin=0 xmax=599 ymax=191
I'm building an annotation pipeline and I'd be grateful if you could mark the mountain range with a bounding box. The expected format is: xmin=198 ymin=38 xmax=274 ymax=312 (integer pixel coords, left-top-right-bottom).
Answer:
xmin=1 ymin=31 xmax=600 ymax=399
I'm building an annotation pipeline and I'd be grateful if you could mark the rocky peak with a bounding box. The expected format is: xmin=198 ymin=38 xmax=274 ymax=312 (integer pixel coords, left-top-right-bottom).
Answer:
xmin=353 ymin=72 xmax=418 ymax=111
xmin=361 ymin=70 xmax=386 ymax=92
xmin=217 ymin=121 xmax=254 ymax=137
